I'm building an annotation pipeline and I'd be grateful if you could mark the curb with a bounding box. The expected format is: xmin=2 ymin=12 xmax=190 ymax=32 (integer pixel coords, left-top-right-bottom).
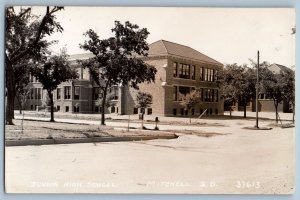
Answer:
xmin=5 ymin=134 xmax=179 ymax=147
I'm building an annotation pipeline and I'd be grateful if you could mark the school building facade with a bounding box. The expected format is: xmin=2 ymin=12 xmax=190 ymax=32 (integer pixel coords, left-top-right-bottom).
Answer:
xmin=17 ymin=39 xmax=224 ymax=117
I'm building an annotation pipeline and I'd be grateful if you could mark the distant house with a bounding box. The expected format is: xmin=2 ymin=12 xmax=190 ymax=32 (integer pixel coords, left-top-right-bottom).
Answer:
xmin=234 ymin=63 xmax=293 ymax=113
xmin=254 ymin=63 xmax=293 ymax=113
xmin=16 ymin=39 xmax=224 ymax=116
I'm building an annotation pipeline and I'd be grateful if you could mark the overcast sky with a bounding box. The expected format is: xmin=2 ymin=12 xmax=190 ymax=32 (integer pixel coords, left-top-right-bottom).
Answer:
xmin=34 ymin=7 xmax=295 ymax=67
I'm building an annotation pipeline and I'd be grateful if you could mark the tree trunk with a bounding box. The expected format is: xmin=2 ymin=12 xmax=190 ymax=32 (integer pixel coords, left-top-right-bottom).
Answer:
xmin=48 ymin=90 xmax=54 ymax=122
xmin=18 ymin=99 xmax=22 ymax=114
xmin=141 ymin=112 xmax=144 ymax=129
xmin=6 ymin=62 xmax=15 ymax=125
xmin=243 ymin=105 xmax=247 ymax=118
xmin=292 ymin=103 xmax=295 ymax=124
xmin=275 ymin=105 xmax=278 ymax=124
xmin=101 ymin=85 xmax=108 ymax=125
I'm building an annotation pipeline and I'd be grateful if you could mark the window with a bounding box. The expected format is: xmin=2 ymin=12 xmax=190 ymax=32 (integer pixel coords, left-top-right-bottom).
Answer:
xmin=210 ymin=108 xmax=213 ymax=115
xmin=173 ymin=62 xmax=178 ymax=77
xmin=65 ymin=106 xmax=69 ymax=112
xmin=184 ymin=109 xmax=188 ymax=115
xmin=133 ymin=108 xmax=138 ymax=114
xmin=57 ymin=88 xmax=61 ymax=100
xmin=64 ymin=86 xmax=71 ymax=99
xmin=199 ymin=67 xmax=203 ymax=81
xmin=204 ymin=68 xmax=209 ymax=81
xmin=178 ymin=64 xmax=190 ymax=79
xmin=30 ymin=88 xmax=34 ymax=99
xmin=173 ymin=86 xmax=178 ymax=101
xmin=215 ymin=109 xmax=218 ymax=115
xmin=57 ymin=106 xmax=60 ymax=111
xmin=94 ymin=87 xmax=101 ymax=100
xmin=147 ymin=108 xmax=152 ymax=115
xmin=95 ymin=106 xmax=99 ymax=112
xmin=74 ymin=86 xmax=80 ymax=100
xmin=203 ymin=88 xmax=215 ymax=102
xmin=213 ymin=69 xmax=217 ymax=82
xmin=191 ymin=65 xmax=195 ymax=80
xmin=31 ymin=105 xmax=33 ymax=110
xmin=35 ymin=105 xmax=37 ymax=110
xmin=200 ymin=108 xmax=203 ymax=115
xmin=173 ymin=108 xmax=177 ymax=116
xmin=200 ymin=88 xmax=203 ymax=101
xmin=180 ymin=108 xmax=184 ymax=115
xmin=74 ymin=106 xmax=79 ymax=113
xmin=214 ymin=90 xmax=219 ymax=102
xmin=111 ymin=106 xmax=115 ymax=113
xmin=111 ymin=86 xmax=118 ymax=100
xmin=178 ymin=64 xmax=183 ymax=78
xmin=191 ymin=108 xmax=195 ymax=115
xmin=178 ymin=86 xmax=191 ymax=101
xmin=210 ymin=69 xmax=214 ymax=82
xmin=34 ymin=88 xmax=42 ymax=100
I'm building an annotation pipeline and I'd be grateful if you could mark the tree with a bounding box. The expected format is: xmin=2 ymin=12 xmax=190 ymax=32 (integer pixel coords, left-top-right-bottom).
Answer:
xmin=18 ymin=86 xmax=31 ymax=134
xmin=79 ymin=21 xmax=157 ymax=125
xmin=280 ymin=69 xmax=295 ymax=123
xmin=236 ymin=67 xmax=256 ymax=118
xmin=136 ymin=92 xmax=153 ymax=129
xmin=31 ymin=50 xmax=78 ymax=122
xmin=179 ymin=90 xmax=201 ymax=123
xmin=95 ymin=92 xmax=117 ymax=114
xmin=217 ymin=64 xmax=256 ymax=118
xmin=5 ymin=6 xmax=63 ymax=125
xmin=15 ymin=64 xmax=31 ymax=114
xmin=260 ymin=67 xmax=283 ymax=123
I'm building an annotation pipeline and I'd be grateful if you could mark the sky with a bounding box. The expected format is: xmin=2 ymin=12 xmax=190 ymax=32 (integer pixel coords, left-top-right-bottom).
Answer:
xmin=32 ymin=7 xmax=295 ymax=67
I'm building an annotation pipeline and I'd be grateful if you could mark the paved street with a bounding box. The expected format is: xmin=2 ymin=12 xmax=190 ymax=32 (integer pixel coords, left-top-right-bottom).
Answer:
xmin=5 ymin=120 xmax=294 ymax=194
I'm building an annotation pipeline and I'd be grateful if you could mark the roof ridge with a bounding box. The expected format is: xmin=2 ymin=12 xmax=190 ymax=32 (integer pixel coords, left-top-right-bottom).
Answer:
xmin=160 ymin=40 xmax=169 ymax=54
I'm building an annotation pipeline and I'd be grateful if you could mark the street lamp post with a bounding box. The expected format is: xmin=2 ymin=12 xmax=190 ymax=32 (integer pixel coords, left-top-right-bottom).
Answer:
xmin=256 ymin=51 xmax=259 ymax=128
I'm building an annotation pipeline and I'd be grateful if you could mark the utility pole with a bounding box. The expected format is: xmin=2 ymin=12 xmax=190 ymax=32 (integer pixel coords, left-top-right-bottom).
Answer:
xmin=255 ymin=51 xmax=259 ymax=128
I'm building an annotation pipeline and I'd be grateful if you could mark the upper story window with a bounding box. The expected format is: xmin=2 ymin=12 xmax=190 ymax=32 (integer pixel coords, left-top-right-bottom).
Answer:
xmin=199 ymin=67 xmax=203 ymax=81
xmin=74 ymin=86 xmax=80 ymax=100
xmin=173 ymin=62 xmax=178 ymax=77
xmin=191 ymin=65 xmax=195 ymax=80
xmin=34 ymin=88 xmax=42 ymax=100
xmin=64 ymin=86 xmax=71 ymax=99
xmin=203 ymin=68 xmax=215 ymax=82
xmin=178 ymin=64 xmax=190 ymax=79
xmin=214 ymin=69 xmax=218 ymax=81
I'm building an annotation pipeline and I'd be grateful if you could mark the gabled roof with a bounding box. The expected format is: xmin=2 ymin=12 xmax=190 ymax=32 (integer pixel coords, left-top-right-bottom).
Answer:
xmin=148 ymin=40 xmax=222 ymax=66
xmin=267 ymin=63 xmax=293 ymax=74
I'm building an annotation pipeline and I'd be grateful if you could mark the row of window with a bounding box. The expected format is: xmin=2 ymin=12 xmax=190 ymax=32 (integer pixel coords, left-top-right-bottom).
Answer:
xmin=28 ymin=88 xmax=42 ymax=100
xmin=56 ymin=86 xmax=74 ymax=100
xmin=173 ymin=62 xmax=217 ymax=82
xmin=173 ymin=86 xmax=218 ymax=102
xmin=93 ymin=86 xmax=118 ymax=100
xmin=133 ymin=107 xmax=152 ymax=115
xmin=173 ymin=108 xmax=218 ymax=116
xmin=94 ymin=106 xmax=118 ymax=113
